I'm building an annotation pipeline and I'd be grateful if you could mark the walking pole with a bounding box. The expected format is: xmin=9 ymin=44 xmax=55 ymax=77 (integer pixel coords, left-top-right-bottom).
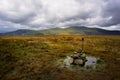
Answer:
xmin=82 ymin=38 xmax=84 ymax=51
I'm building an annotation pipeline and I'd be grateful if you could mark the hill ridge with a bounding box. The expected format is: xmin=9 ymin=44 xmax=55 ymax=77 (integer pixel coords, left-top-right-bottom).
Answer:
xmin=0 ymin=26 xmax=120 ymax=35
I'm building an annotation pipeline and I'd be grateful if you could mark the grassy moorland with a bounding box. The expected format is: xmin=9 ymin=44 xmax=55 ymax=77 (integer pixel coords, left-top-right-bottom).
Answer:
xmin=0 ymin=35 xmax=120 ymax=80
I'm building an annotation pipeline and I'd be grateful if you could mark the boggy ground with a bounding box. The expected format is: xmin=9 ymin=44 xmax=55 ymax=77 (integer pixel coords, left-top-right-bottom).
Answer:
xmin=0 ymin=35 xmax=120 ymax=80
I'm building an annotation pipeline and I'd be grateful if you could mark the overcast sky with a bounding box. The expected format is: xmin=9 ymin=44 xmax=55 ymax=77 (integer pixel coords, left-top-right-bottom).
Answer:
xmin=0 ymin=0 xmax=120 ymax=32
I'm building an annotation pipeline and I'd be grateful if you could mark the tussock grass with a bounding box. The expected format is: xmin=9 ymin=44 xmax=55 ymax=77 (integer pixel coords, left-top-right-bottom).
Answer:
xmin=0 ymin=35 xmax=120 ymax=80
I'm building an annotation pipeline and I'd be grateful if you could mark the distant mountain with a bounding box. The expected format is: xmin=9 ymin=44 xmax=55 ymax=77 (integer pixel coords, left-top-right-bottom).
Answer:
xmin=39 ymin=26 xmax=120 ymax=35
xmin=0 ymin=26 xmax=120 ymax=36
xmin=0 ymin=29 xmax=43 ymax=36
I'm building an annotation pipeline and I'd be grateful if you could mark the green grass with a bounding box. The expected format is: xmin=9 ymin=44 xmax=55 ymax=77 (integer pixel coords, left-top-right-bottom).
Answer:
xmin=0 ymin=35 xmax=120 ymax=80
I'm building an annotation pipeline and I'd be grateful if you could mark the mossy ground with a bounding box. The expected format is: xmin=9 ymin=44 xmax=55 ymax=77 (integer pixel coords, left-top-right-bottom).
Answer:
xmin=0 ymin=35 xmax=120 ymax=80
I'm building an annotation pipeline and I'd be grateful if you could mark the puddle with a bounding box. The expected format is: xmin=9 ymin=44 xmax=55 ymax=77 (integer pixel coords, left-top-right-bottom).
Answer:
xmin=58 ymin=56 xmax=105 ymax=71
xmin=84 ymin=57 xmax=97 ymax=70
xmin=85 ymin=57 xmax=97 ymax=65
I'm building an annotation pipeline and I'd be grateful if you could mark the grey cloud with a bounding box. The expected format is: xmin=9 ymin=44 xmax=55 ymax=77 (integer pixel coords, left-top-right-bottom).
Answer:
xmin=102 ymin=0 xmax=120 ymax=27
xmin=0 ymin=0 xmax=120 ymax=31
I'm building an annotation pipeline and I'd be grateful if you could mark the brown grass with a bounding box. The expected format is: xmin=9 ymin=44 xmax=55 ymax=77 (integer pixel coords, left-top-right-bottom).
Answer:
xmin=0 ymin=35 xmax=120 ymax=80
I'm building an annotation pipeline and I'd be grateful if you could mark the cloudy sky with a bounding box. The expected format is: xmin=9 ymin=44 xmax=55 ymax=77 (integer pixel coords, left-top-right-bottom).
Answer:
xmin=0 ymin=0 xmax=120 ymax=32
